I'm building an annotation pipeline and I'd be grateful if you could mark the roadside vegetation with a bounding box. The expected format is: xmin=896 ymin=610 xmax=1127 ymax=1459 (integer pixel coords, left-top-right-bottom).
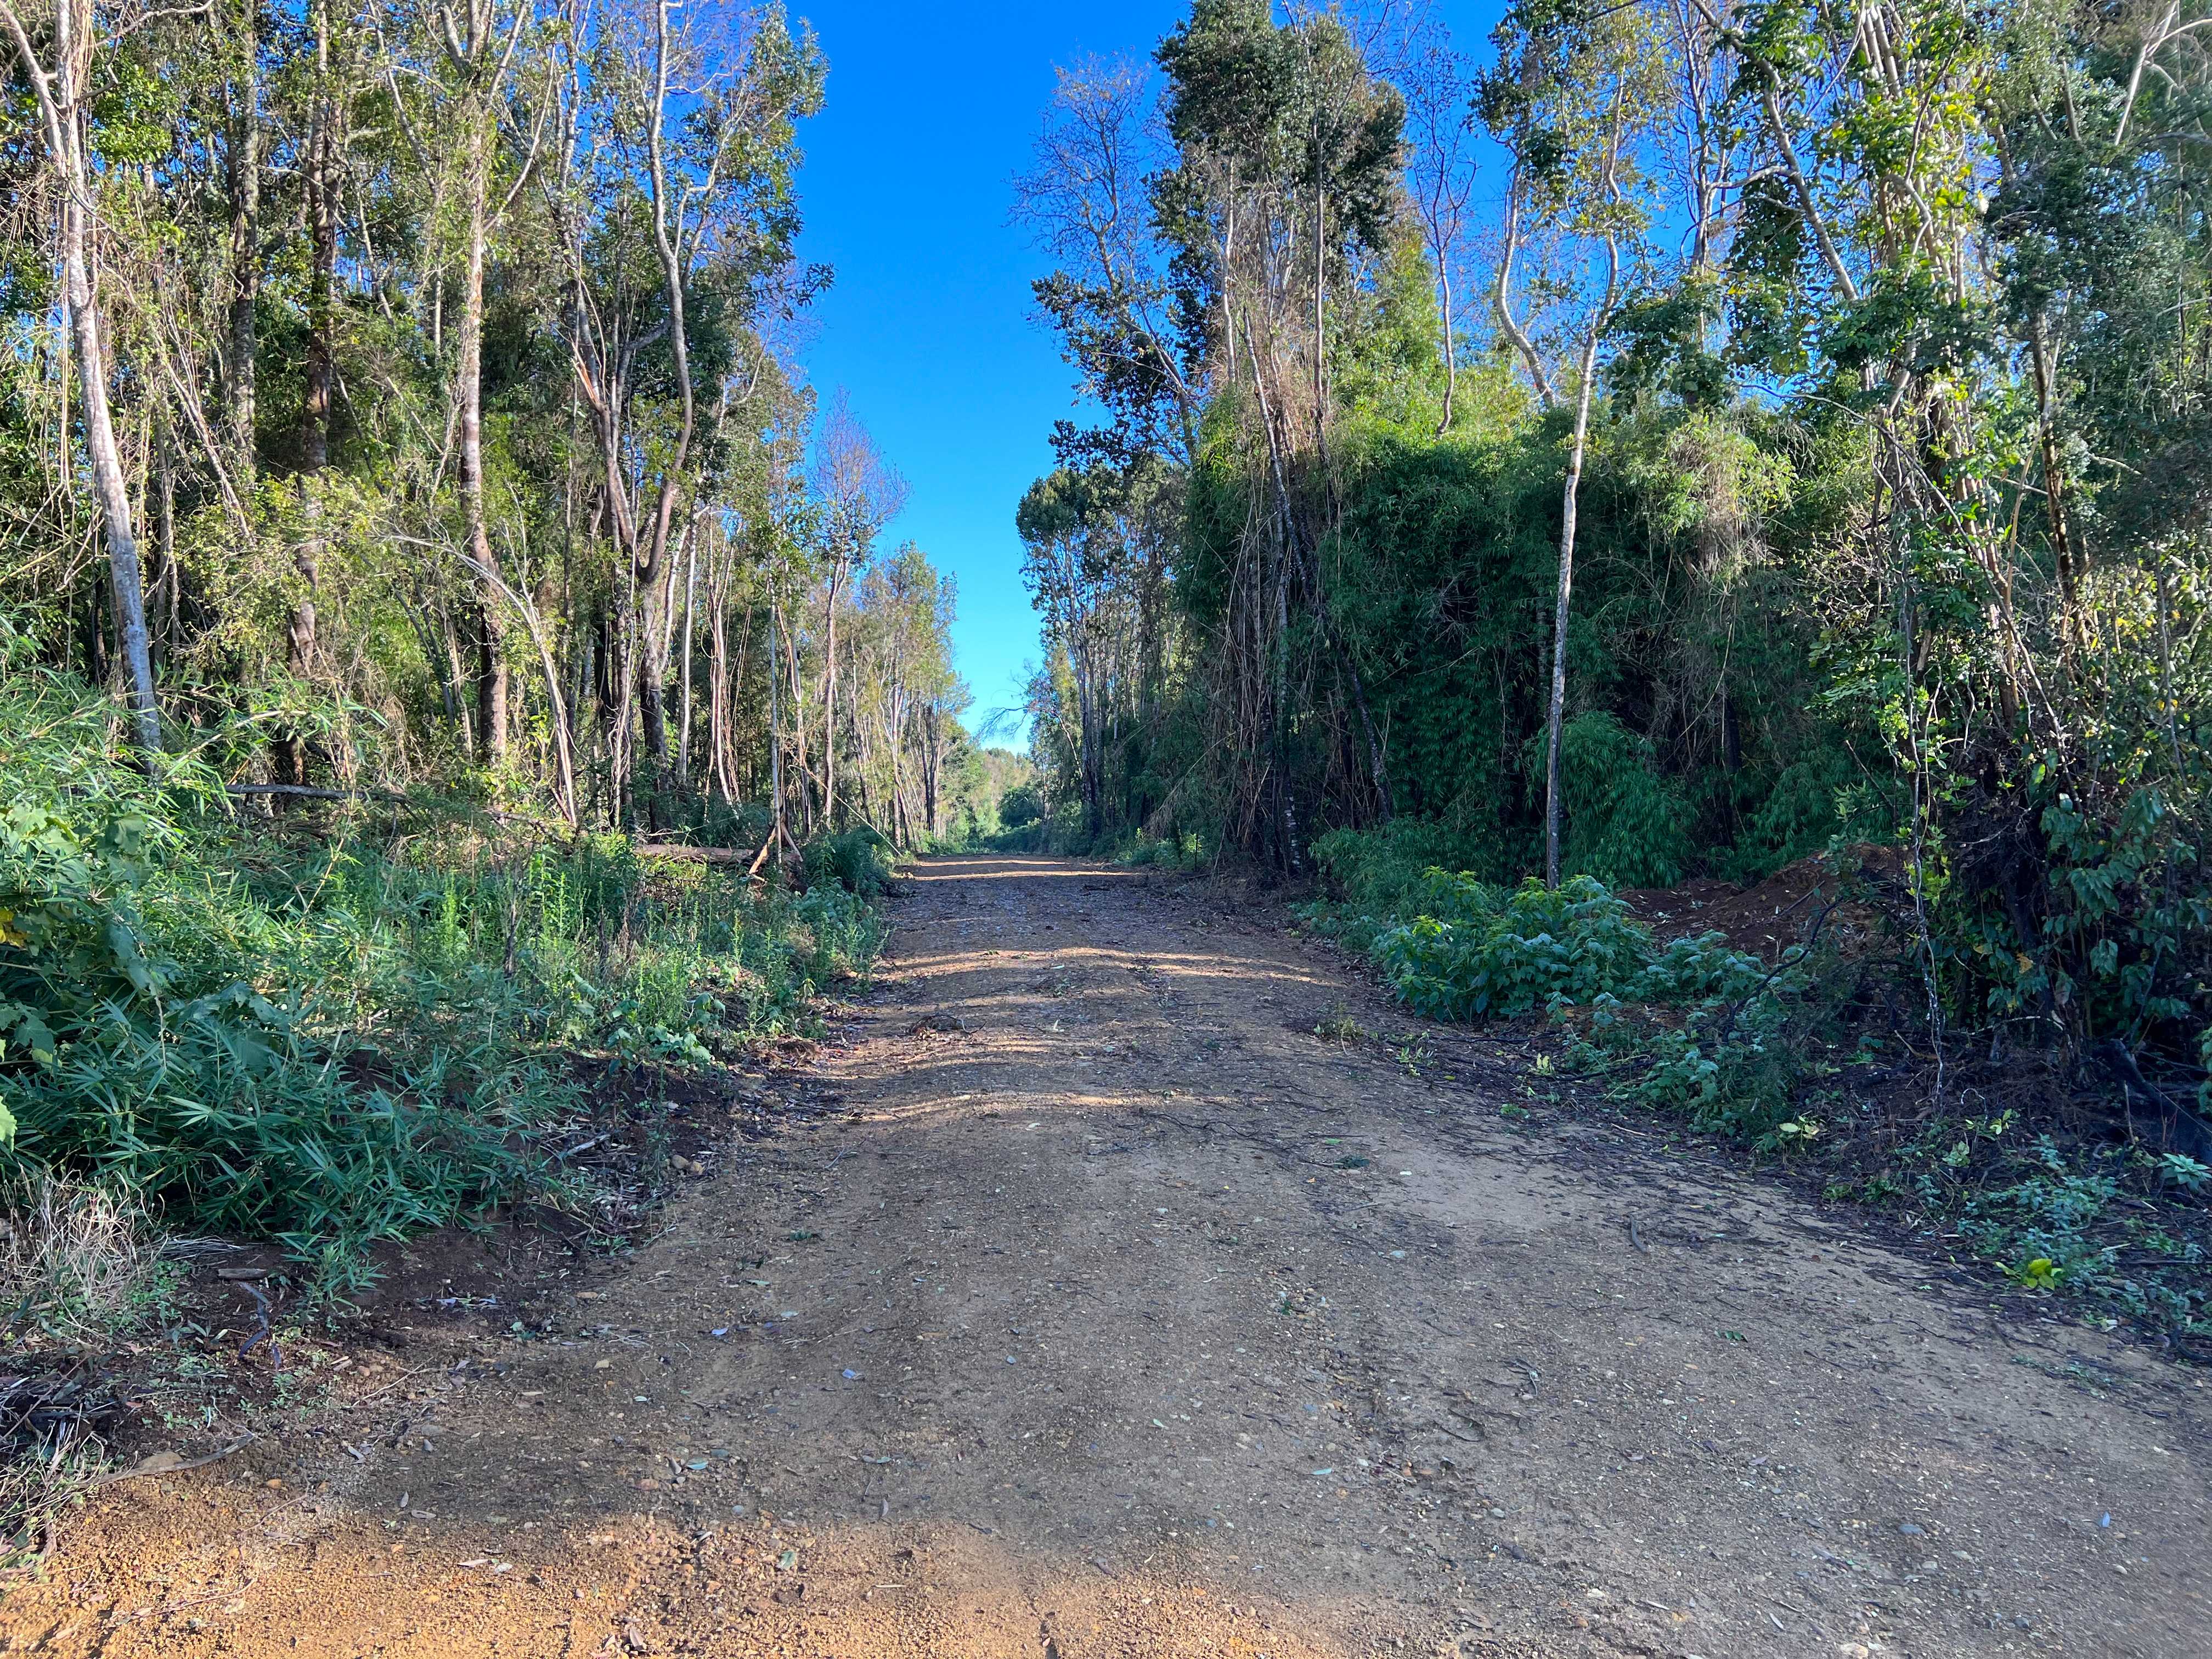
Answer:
xmin=0 ymin=0 xmax=1035 ymax=1561
xmin=1301 ymin=827 xmax=2211 ymax=1347
xmin=1004 ymin=2 xmax=2212 ymax=1348
xmin=1 ymin=682 xmax=888 ymax=1295
xmin=0 ymin=656 xmax=894 ymax=1562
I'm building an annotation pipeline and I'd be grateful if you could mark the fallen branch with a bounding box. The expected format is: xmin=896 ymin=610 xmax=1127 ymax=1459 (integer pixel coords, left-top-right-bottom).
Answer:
xmin=635 ymin=843 xmax=752 ymax=865
xmin=90 ymin=1435 xmax=256 ymax=1489
xmin=226 ymin=783 xmax=405 ymax=802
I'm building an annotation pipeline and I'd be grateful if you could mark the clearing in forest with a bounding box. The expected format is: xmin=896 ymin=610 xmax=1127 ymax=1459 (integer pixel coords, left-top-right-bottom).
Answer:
xmin=4 ymin=856 xmax=2205 ymax=1658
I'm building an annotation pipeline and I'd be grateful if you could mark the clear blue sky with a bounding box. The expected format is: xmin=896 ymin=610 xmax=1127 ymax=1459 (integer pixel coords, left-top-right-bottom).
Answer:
xmin=787 ymin=1 xmax=1499 ymax=743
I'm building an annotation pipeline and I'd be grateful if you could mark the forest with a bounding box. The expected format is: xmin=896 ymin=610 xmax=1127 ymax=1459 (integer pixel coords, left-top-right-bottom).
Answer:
xmin=1010 ymin=0 xmax=2212 ymax=1164
xmin=0 ymin=0 xmax=1046 ymax=1311
xmin=0 ymin=0 xmax=2210 ymax=1630
xmin=0 ymin=0 xmax=1001 ymax=849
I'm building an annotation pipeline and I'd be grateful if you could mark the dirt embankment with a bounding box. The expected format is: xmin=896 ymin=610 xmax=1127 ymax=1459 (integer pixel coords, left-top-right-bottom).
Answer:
xmin=3 ymin=855 xmax=2205 ymax=1658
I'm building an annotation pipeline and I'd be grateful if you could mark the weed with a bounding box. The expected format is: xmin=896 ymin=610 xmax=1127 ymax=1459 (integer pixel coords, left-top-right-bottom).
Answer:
xmin=0 ymin=673 xmax=889 ymax=1291
xmin=0 ymin=1175 xmax=165 ymax=1346
xmin=2157 ymin=1153 xmax=2211 ymax=1194
xmin=1314 ymin=1009 xmax=1365 ymax=1043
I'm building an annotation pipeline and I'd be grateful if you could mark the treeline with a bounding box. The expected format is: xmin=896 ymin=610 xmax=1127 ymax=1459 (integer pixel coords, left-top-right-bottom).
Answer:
xmin=0 ymin=0 xmax=990 ymax=853
xmin=1014 ymin=0 xmax=2212 ymax=1081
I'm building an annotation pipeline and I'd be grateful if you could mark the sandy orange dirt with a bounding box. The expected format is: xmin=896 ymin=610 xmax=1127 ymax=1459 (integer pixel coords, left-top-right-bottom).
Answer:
xmin=3 ymin=854 xmax=2207 ymax=1657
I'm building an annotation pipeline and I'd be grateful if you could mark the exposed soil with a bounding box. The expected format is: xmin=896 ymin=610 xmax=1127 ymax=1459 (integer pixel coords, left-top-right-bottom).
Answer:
xmin=1619 ymin=847 xmax=1904 ymax=962
xmin=4 ymin=854 xmax=2208 ymax=1658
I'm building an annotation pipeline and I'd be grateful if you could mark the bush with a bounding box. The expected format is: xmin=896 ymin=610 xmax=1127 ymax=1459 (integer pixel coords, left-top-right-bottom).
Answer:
xmin=1373 ymin=877 xmax=1653 ymax=1019
xmin=1548 ymin=712 xmax=1695 ymax=889
xmin=1308 ymin=819 xmax=1507 ymax=949
xmin=803 ymin=826 xmax=893 ymax=897
xmin=0 ymin=669 xmax=889 ymax=1291
xmin=998 ymin=782 xmax=1045 ymax=828
xmin=1311 ymin=821 xmax=1825 ymax=1143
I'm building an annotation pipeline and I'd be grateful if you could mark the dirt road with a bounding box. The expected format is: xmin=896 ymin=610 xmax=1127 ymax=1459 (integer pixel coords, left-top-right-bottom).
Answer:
xmin=6 ymin=854 xmax=2208 ymax=1657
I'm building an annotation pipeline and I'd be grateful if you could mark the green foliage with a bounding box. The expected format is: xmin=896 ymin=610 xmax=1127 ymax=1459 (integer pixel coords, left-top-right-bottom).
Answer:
xmin=0 ymin=666 xmax=204 ymax=1106
xmin=1308 ymin=819 xmax=1508 ymax=947
xmin=1373 ymin=877 xmax=1657 ymax=1020
xmin=0 ymin=668 xmax=885 ymax=1291
xmin=1546 ymin=713 xmax=1694 ymax=889
xmin=1314 ymin=821 xmax=1823 ymax=1138
xmin=1966 ymin=1147 xmax=2122 ymax=1294
xmin=803 ymin=826 xmax=894 ymax=899
xmin=1111 ymin=829 xmax=1208 ymax=869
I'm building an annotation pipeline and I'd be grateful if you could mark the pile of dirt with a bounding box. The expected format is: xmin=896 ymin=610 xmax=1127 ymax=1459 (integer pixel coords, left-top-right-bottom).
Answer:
xmin=1621 ymin=844 xmax=1905 ymax=961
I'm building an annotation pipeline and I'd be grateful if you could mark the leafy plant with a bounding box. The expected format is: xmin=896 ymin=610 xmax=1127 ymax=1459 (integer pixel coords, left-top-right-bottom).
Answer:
xmin=0 ymin=672 xmax=889 ymax=1291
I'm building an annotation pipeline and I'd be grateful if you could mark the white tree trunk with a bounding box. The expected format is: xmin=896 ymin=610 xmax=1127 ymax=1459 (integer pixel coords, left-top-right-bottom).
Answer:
xmin=2 ymin=0 xmax=161 ymax=748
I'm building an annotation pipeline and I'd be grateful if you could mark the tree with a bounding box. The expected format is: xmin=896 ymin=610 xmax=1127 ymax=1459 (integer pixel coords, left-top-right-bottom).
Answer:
xmin=809 ymin=394 xmax=907 ymax=825
xmin=0 ymin=0 xmax=161 ymax=749
xmin=1146 ymin=0 xmax=1406 ymax=865
xmin=1479 ymin=0 xmax=1667 ymax=888
xmin=1014 ymin=55 xmax=1202 ymax=466
xmin=1396 ymin=7 xmax=1479 ymax=433
xmin=1017 ymin=467 xmax=1147 ymax=845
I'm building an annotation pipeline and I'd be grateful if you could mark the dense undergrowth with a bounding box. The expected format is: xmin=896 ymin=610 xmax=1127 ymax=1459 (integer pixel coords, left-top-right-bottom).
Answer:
xmin=0 ymin=664 xmax=890 ymax=1305
xmin=1305 ymin=826 xmax=2212 ymax=1345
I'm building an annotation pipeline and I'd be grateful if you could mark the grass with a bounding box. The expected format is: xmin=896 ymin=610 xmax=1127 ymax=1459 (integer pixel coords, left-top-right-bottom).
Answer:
xmin=0 ymin=1174 xmax=176 ymax=1568
xmin=0 ymin=661 xmax=899 ymax=1566
xmin=0 ymin=664 xmax=890 ymax=1302
xmin=1304 ymin=821 xmax=2212 ymax=1346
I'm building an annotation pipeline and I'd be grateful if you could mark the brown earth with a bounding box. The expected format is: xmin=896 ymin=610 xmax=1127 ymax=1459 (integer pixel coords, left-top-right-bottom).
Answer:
xmin=3 ymin=853 xmax=2208 ymax=1658
xmin=1620 ymin=847 xmax=1905 ymax=962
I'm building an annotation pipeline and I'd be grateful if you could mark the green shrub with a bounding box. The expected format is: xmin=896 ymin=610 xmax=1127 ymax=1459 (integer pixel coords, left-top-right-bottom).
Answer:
xmin=1371 ymin=876 xmax=1660 ymax=1019
xmin=803 ymin=826 xmax=894 ymax=897
xmin=1314 ymin=819 xmax=1825 ymax=1143
xmin=1307 ymin=820 xmax=1508 ymax=949
xmin=0 ymin=669 xmax=888 ymax=1290
xmin=1549 ymin=712 xmax=1695 ymax=889
xmin=4 ymin=998 xmax=547 ymax=1285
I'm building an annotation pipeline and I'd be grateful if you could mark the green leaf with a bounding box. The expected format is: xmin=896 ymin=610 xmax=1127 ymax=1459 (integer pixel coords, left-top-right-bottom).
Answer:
xmin=13 ymin=1009 xmax=57 ymax=1066
xmin=106 ymin=915 xmax=163 ymax=996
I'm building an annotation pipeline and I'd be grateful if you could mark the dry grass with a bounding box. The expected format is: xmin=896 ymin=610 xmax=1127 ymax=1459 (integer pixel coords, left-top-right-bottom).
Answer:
xmin=0 ymin=1173 xmax=150 ymax=1344
xmin=0 ymin=1174 xmax=151 ymax=1570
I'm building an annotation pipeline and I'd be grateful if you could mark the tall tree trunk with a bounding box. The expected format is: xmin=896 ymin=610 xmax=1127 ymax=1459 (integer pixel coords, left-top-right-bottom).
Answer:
xmin=768 ymin=592 xmax=787 ymax=862
xmin=1435 ymin=257 xmax=1456 ymax=437
xmin=279 ymin=0 xmax=339 ymax=788
xmin=1544 ymin=305 xmax=1607 ymax=890
xmin=151 ymin=406 xmax=176 ymax=665
xmin=781 ymin=607 xmax=815 ymax=832
xmin=3 ymin=0 xmax=160 ymax=748
xmin=921 ymin=713 xmax=940 ymax=839
xmin=708 ymin=569 xmax=732 ymax=804
xmin=458 ymin=115 xmax=506 ymax=762
xmin=1312 ymin=178 xmax=1328 ymax=462
xmin=819 ymin=556 xmax=845 ymax=824
xmin=300 ymin=0 xmax=336 ymax=475
xmin=71 ymin=186 xmax=157 ymax=750
xmin=226 ymin=0 xmax=258 ymax=476
xmin=636 ymin=0 xmax=701 ymax=785
xmin=675 ymin=510 xmax=699 ymax=786
xmin=2026 ymin=312 xmax=2082 ymax=665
